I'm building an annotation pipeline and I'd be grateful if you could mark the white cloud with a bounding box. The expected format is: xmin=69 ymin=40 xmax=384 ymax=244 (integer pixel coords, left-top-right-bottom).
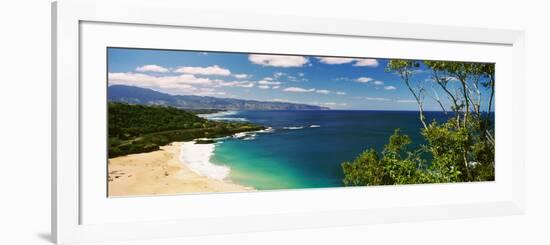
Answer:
xmin=316 ymin=57 xmax=378 ymax=67
xmin=272 ymin=85 xmax=280 ymax=89
xmin=336 ymin=91 xmax=347 ymax=95
xmin=195 ymin=88 xmax=226 ymax=96
xmin=135 ymin=64 xmax=170 ymax=73
xmin=217 ymin=81 xmax=238 ymax=87
xmin=322 ymin=102 xmax=348 ymax=106
xmin=384 ymin=86 xmax=397 ymax=90
xmin=258 ymin=85 xmax=271 ymax=89
xmin=263 ymin=77 xmax=274 ymax=81
xmin=283 ymin=87 xmax=316 ymax=93
xmin=396 ymin=99 xmax=416 ymax=103
xmin=249 ymin=55 xmax=308 ymax=67
xmin=316 ymin=57 xmax=356 ymax=65
xmin=316 ymin=89 xmax=331 ymax=94
xmin=109 ymin=72 xmax=214 ymax=87
xmin=335 ymin=77 xmax=351 ymax=81
xmin=272 ymin=98 xmax=292 ymax=103
xmin=373 ymin=81 xmax=384 ymax=85
xmin=217 ymin=81 xmax=255 ymax=88
xmin=286 ymin=75 xmax=307 ymax=82
xmin=108 ymin=72 xmax=236 ymax=95
xmin=106 ymin=72 xmax=256 ymax=96
xmin=356 ymin=77 xmax=374 ymax=83
xmin=109 ymin=71 xmax=265 ymax=96
xmin=175 ymin=74 xmax=217 ymax=84
xmin=282 ymin=87 xmax=336 ymax=94
xmin=234 ymin=73 xmax=250 ymax=79
xmin=365 ymin=97 xmax=391 ymax=101
xmin=258 ymin=80 xmax=281 ymax=85
xmin=174 ymin=65 xmax=231 ymax=76
xmin=353 ymin=59 xmax=379 ymax=67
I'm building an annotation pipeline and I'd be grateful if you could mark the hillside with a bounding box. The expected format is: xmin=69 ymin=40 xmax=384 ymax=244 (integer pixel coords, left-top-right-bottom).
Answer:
xmin=108 ymin=102 xmax=264 ymax=157
xmin=108 ymin=85 xmax=329 ymax=110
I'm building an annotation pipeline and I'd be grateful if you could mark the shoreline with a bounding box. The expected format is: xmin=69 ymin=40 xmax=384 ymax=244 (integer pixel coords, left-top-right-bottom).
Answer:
xmin=180 ymin=141 xmax=231 ymax=180
xmin=108 ymin=141 xmax=254 ymax=197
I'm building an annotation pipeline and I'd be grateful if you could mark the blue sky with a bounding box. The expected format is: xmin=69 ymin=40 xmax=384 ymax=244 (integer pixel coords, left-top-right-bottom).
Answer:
xmin=108 ymin=48 xmax=492 ymax=111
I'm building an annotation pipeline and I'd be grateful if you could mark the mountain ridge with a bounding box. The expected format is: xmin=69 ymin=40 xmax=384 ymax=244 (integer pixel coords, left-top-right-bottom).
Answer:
xmin=107 ymin=85 xmax=330 ymax=110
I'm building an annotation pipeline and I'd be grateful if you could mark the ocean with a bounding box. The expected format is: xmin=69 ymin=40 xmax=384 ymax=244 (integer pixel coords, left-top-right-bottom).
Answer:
xmin=201 ymin=110 xmax=449 ymax=190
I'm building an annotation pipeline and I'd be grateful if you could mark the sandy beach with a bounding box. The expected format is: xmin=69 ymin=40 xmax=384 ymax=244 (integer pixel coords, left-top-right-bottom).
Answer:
xmin=108 ymin=142 xmax=253 ymax=197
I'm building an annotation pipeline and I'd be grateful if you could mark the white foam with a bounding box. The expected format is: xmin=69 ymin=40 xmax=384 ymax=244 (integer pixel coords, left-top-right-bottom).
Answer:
xmin=309 ymin=125 xmax=321 ymax=128
xmin=214 ymin=136 xmax=231 ymax=141
xmin=256 ymin=126 xmax=275 ymax=133
xmin=197 ymin=110 xmax=237 ymax=118
xmin=283 ymin=126 xmax=304 ymax=130
xmin=233 ymin=132 xmax=248 ymax=139
xmin=242 ymin=135 xmax=256 ymax=140
xmin=209 ymin=117 xmax=248 ymax=122
xmin=179 ymin=141 xmax=230 ymax=180
xmin=198 ymin=111 xmax=248 ymax=122
xmin=197 ymin=111 xmax=248 ymax=122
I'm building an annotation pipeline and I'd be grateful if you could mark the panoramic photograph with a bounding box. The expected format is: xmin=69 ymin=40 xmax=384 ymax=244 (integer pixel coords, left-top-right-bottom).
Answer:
xmin=107 ymin=47 xmax=495 ymax=197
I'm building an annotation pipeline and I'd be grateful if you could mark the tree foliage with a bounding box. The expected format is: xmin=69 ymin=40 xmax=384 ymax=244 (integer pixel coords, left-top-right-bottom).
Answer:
xmin=343 ymin=129 xmax=427 ymax=186
xmin=342 ymin=60 xmax=495 ymax=186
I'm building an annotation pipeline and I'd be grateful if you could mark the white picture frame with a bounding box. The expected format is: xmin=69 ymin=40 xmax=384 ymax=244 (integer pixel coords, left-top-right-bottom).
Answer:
xmin=52 ymin=0 xmax=525 ymax=244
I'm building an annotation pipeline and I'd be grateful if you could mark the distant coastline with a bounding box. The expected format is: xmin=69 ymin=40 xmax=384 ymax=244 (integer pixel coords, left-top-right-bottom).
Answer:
xmin=108 ymin=85 xmax=330 ymax=110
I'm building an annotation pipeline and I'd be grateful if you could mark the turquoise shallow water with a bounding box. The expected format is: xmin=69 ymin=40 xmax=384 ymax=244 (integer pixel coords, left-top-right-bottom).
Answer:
xmin=209 ymin=110 xmax=448 ymax=190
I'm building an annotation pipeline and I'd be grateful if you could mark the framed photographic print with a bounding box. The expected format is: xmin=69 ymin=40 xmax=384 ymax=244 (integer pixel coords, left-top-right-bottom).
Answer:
xmin=52 ymin=0 xmax=525 ymax=244
xmin=106 ymin=48 xmax=496 ymax=197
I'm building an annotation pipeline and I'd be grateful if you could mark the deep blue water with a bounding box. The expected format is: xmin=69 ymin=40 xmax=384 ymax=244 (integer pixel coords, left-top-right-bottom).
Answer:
xmin=208 ymin=110 xmax=449 ymax=190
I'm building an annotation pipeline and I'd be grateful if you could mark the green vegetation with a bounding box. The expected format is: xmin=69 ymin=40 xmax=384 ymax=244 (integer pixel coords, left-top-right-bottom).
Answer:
xmin=342 ymin=60 xmax=495 ymax=185
xmin=195 ymin=139 xmax=217 ymax=144
xmin=108 ymin=102 xmax=264 ymax=157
